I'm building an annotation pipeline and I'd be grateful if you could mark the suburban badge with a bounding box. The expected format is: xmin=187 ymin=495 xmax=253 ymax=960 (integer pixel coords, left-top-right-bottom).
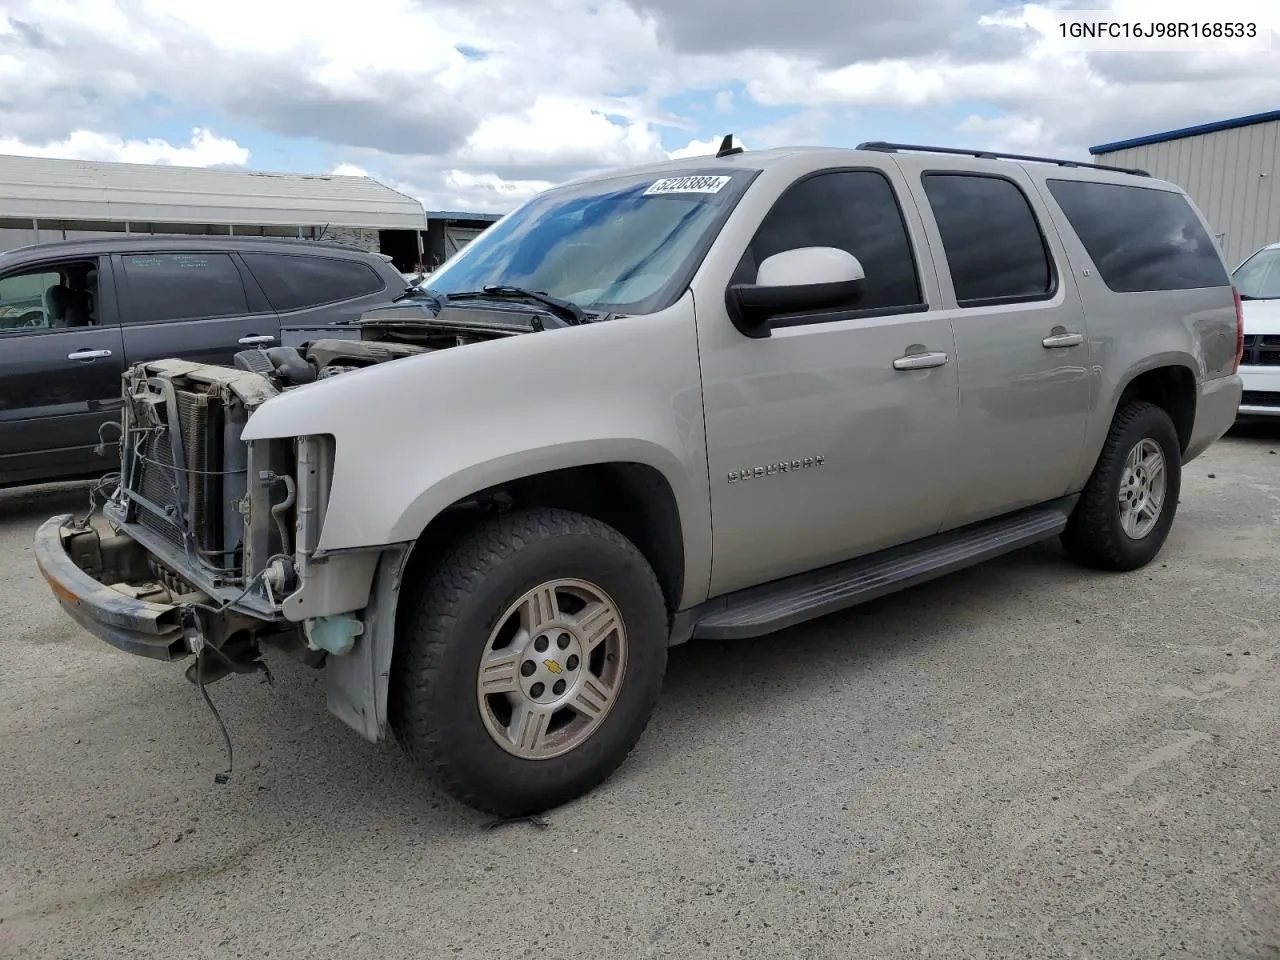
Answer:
xmin=727 ymin=456 xmax=826 ymax=484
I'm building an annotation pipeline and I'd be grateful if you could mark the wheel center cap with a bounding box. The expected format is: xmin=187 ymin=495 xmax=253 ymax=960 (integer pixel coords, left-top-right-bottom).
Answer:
xmin=517 ymin=628 xmax=584 ymax=705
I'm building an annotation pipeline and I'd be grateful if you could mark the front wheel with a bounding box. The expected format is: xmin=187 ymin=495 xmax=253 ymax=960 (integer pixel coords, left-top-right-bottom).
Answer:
xmin=1061 ymin=399 xmax=1182 ymax=571
xmin=389 ymin=507 xmax=668 ymax=817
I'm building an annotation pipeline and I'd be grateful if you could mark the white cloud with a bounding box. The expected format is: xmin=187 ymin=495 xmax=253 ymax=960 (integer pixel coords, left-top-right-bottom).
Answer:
xmin=434 ymin=170 xmax=557 ymax=210
xmin=1 ymin=0 xmax=1278 ymax=212
xmin=666 ymin=135 xmax=748 ymax=159
xmin=454 ymin=96 xmax=669 ymax=175
xmin=331 ymin=163 xmax=371 ymax=177
xmin=0 ymin=127 xmax=249 ymax=167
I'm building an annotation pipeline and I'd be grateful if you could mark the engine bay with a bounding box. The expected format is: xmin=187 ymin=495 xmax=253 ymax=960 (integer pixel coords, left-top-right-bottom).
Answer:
xmin=232 ymin=304 xmax=548 ymax=389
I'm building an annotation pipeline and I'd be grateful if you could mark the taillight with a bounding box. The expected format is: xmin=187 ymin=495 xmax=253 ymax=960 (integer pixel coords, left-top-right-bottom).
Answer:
xmin=1232 ymin=285 xmax=1245 ymax=373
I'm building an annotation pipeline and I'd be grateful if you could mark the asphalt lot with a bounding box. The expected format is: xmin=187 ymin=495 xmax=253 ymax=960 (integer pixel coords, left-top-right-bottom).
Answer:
xmin=2 ymin=425 xmax=1279 ymax=960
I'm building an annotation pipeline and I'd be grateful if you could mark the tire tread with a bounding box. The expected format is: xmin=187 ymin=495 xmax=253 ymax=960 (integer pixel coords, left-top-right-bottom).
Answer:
xmin=1061 ymin=399 xmax=1180 ymax=571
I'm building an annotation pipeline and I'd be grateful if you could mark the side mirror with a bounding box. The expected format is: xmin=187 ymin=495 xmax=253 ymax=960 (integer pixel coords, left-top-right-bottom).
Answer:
xmin=726 ymin=246 xmax=866 ymax=338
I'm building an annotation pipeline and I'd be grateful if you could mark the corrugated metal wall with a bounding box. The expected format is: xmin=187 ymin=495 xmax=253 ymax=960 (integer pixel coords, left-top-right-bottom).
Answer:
xmin=1094 ymin=118 xmax=1280 ymax=268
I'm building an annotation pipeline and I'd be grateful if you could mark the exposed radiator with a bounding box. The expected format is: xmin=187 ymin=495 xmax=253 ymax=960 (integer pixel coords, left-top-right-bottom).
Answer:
xmin=127 ymin=387 xmax=233 ymax=575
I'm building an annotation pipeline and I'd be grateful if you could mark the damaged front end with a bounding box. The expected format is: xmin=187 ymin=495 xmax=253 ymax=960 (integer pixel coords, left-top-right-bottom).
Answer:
xmin=35 ymin=349 xmax=405 ymax=692
xmin=34 ymin=309 xmax=547 ymax=772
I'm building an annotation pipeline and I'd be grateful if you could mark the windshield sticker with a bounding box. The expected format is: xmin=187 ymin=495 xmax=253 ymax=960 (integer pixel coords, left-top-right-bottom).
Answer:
xmin=642 ymin=175 xmax=732 ymax=196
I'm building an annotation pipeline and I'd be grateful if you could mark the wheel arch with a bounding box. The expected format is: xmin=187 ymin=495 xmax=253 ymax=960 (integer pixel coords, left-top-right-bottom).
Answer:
xmin=398 ymin=458 xmax=688 ymax=620
xmin=1113 ymin=362 xmax=1198 ymax=454
xmin=324 ymin=455 xmax=694 ymax=744
xmin=1074 ymin=355 xmax=1199 ymax=492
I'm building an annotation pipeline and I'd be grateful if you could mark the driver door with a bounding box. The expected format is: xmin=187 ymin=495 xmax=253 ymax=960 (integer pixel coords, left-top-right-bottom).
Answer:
xmin=697 ymin=166 xmax=961 ymax=597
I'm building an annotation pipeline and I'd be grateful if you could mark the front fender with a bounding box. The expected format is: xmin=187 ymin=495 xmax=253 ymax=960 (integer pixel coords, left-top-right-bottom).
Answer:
xmin=240 ymin=293 xmax=713 ymax=607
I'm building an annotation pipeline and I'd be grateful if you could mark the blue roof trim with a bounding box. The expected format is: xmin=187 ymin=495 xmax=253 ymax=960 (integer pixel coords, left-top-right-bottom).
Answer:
xmin=425 ymin=210 xmax=503 ymax=222
xmin=1089 ymin=108 xmax=1280 ymax=155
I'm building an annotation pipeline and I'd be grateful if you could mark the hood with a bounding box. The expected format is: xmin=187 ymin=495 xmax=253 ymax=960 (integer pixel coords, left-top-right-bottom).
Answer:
xmin=1242 ymin=298 xmax=1280 ymax=337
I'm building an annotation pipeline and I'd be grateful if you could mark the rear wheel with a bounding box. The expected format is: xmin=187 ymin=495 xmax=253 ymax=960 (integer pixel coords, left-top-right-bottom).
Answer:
xmin=389 ymin=507 xmax=668 ymax=816
xmin=1061 ymin=399 xmax=1182 ymax=571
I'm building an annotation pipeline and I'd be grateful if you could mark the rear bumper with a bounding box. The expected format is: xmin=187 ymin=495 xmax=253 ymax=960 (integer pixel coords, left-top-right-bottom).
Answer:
xmin=1238 ymin=365 xmax=1280 ymax=417
xmin=33 ymin=514 xmax=192 ymax=661
xmin=1184 ymin=374 xmax=1244 ymax=462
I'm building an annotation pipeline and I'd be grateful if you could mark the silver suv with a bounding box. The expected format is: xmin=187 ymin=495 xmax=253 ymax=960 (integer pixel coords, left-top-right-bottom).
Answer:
xmin=35 ymin=140 xmax=1245 ymax=817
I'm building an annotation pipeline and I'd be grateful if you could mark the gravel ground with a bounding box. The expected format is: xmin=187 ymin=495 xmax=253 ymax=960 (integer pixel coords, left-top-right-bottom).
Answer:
xmin=2 ymin=425 xmax=1279 ymax=960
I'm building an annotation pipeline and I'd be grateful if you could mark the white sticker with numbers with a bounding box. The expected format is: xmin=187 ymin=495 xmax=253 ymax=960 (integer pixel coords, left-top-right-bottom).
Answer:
xmin=642 ymin=175 xmax=732 ymax=196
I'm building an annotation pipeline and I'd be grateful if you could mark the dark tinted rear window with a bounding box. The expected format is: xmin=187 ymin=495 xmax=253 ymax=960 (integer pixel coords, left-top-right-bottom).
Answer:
xmin=1045 ymin=179 xmax=1229 ymax=292
xmin=922 ymin=173 xmax=1053 ymax=304
xmin=121 ymin=253 xmax=249 ymax=324
xmin=241 ymin=253 xmax=386 ymax=311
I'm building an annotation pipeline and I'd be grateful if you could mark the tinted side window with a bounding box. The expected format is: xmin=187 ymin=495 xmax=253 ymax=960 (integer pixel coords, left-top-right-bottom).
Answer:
xmin=745 ymin=170 xmax=923 ymax=312
xmin=922 ymin=174 xmax=1053 ymax=305
xmin=241 ymin=253 xmax=386 ymax=312
xmin=122 ymin=253 xmax=249 ymax=324
xmin=1045 ymin=179 xmax=1229 ymax=293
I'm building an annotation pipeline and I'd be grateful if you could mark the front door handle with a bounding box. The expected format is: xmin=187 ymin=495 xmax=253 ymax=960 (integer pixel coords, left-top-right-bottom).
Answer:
xmin=238 ymin=334 xmax=276 ymax=346
xmin=893 ymin=351 xmax=950 ymax=371
xmin=1042 ymin=331 xmax=1084 ymax=349
xmin=68 ymin=349 xmax=112 ymax=361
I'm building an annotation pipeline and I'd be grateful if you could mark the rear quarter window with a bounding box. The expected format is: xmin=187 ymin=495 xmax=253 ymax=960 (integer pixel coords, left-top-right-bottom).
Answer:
xmin=1045 ymin=179 xmax=1229 ymax=293
xmin=240 ymin=253 xmax=387 ymax=312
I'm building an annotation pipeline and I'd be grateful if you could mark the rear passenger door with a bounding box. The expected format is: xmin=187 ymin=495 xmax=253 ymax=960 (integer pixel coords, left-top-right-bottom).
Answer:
xmin=237 ymin=251 xmax=395 ymax=329
xmin=115 ymin=251 xmax=282 ymax=367
xmin=901 ymin=162 xmax=1092 ymax=530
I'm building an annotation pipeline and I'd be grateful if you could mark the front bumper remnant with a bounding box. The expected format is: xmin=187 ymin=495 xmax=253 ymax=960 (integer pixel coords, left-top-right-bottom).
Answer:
xmin=33 ymin=514 xmax=198 ymax=661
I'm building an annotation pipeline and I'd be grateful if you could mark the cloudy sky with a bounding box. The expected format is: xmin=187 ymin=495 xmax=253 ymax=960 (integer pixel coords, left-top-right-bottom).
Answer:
xmin=0 ymin=0 xmax=1277 ymax=214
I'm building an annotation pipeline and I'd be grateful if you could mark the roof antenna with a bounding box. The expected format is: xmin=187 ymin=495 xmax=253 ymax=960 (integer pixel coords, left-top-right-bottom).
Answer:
xmin=716 ymin=134 xmax=744 ymax=158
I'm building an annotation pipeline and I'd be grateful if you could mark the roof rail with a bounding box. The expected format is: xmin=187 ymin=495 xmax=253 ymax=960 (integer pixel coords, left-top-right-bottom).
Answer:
xmin=855 ymin=141 xmax=1151 ymax=177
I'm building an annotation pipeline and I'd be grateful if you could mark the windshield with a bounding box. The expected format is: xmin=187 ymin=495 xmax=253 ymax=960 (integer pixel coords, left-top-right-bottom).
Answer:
xmin=425 ymin=168 xmax=756 ymax=315
xmin=1233 ymin=246 xmax=1280 ymax=300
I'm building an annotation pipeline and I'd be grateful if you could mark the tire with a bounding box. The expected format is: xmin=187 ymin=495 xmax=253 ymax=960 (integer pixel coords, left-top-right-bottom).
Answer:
xmin=1061 ymin=399 xmax=1182 ymax=571
xmin=389 ymin=507 xmax=668 ymax=817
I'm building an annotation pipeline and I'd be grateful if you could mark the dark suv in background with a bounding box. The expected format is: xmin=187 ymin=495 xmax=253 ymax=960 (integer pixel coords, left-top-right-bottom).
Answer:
xmin=0 ymin=236 xmax=410 ymax=488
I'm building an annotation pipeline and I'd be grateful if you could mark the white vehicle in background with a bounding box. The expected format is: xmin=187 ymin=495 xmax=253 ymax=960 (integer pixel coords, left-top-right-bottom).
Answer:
xmin=1234 ymin=242 xmax=1280 ymax=418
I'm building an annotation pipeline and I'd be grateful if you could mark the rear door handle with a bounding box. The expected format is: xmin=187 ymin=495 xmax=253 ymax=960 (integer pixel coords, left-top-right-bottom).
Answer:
xmin=1042 ymin=331 xmax=1084 ymax=349
xmin=893 ymin=351 xmax=950 ymax=371
xmin=68 ymin=349 xmax=112 ymax=361
xmin=238 ymin=334 xmax=276 ymax=346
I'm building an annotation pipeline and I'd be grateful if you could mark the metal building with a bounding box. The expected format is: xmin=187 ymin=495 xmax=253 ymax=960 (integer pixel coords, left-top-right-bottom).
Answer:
xmin=1089 ymin=109 xmax=1280 ymax=268
xmin=0 ymin=153 xmax=501 ymax=273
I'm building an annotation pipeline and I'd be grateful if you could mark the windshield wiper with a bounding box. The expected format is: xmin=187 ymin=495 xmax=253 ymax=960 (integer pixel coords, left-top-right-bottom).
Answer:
xmin=392 ymin=284 xmax=445 ymax=306
xmin=445 ymin=285 xmax=590 ymax=326
xmin=330 ymin=286 xmax=445 ymax=325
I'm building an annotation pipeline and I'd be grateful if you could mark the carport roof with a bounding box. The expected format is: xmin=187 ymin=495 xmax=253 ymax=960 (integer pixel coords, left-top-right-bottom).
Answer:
xmin=1089 ymin=108 xmax=1280 ymax=155
xmin=0 ymin=153 xmax=429 ymax=230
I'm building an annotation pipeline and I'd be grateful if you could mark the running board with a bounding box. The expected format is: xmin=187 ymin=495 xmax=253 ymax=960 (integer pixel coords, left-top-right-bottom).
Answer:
xmin=676 ymin=497 xmax=1077 ymax=643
